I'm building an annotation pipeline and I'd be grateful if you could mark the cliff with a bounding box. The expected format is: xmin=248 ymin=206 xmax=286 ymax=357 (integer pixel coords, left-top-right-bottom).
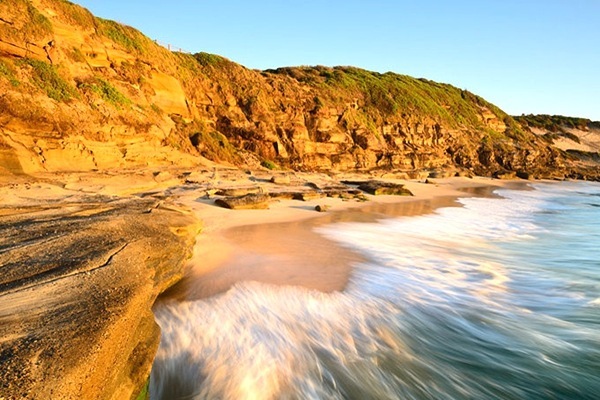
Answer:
xmin=1 ymin=0 xmax=598 ymax=180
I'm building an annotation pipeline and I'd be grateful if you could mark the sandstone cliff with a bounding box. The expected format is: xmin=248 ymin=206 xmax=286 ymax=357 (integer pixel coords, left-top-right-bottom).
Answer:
xmin=1 ymin=0 xmax=598 ymax=180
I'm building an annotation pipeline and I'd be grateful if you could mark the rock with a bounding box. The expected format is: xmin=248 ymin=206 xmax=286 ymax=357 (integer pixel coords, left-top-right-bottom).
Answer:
xmin=516 ymin=170 xmax=532 ymax=180
xmin=270 ymin=175 xmax=291 ymax=185
xmin=214 ymin=193 xmax=270 ymax=209
xmin=357 ymin=180 xmax=414 ymax=196
xmin=456 ymin=170 xmax=475 ymax=178
xmin=493 ymin=170 xmax=517 ymax=180
xmin=0 ymin=198 xmax=199 ymax=400
xmin=315 ymin=205 xmax=330 ymax=212
xmin=215 ymin=186 xmax=262 ymax=197
xmin=292 ymin=191 xmax=326 ymax=201
xmin=428 ymin=169 xmax=455 ymax=178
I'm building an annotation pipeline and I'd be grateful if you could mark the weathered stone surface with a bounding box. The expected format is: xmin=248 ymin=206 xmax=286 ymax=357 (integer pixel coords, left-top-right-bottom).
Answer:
xmin=356 ymin=180 xmax=414 ymax=196
xmin=493 ymin=170 xmax=518 ymax=180
xmin=214 ymin=193 xmax=270 ymax=209
xmin=292 ymin=191 xmax=326 ymax=201
xmin=270 ymin=175 xmax=291 ymax=185
xmin=0 ymin=197 xmax=199 ymax=400
xmin=215 ymin=186 xmax=262 ymax=197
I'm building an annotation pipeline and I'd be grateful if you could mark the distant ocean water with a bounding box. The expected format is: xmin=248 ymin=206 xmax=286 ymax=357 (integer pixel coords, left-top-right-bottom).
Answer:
xmin=150 ymin=182 xmax=600 ymax=400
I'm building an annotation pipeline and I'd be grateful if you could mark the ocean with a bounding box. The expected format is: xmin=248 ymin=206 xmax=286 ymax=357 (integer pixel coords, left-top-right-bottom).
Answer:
xmin=150 ymin=181 xmax=600 ymax=400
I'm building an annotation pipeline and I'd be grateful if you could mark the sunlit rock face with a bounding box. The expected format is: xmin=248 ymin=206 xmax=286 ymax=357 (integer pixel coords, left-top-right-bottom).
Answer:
xmin=0 ymin=194 xmax=199 ymax=400
xmin=1 ymin=1 xmax=597 ymax=180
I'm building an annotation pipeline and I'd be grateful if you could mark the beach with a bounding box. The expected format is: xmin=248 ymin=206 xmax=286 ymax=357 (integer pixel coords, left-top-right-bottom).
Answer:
xmin=160 ymin=171 xmax=513 ymax=299
xmin=150 ymin=176 xmax=600 ymax=400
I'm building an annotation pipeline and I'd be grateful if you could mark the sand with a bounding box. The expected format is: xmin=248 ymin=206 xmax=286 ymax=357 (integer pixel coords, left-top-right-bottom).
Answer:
xmin=0 ymin=167 xmax=521 ymax=301
xmin=164 ymin=175 xmax=519 ymax=300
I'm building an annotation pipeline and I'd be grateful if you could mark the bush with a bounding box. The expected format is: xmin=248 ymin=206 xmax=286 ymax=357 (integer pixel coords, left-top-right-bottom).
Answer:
xmin=0 ymin=60 xmax=20 ymax=87
xmin=97 ymin=18 xmax=145 ymax=52
xmin=19 ymin=59 xmax=78 ymax=101
xmin=261 ymin=159 xmax=278 ymax=170
xmin=78 ymin=77 xmax=131 ymax=107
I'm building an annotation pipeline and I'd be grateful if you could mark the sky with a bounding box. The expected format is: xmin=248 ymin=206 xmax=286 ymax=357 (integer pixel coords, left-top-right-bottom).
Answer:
xmin=74 ymin=0 xmax=600 ymax=121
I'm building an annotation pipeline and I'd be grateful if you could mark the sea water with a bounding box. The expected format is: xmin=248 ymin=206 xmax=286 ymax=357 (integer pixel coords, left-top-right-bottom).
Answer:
xmin=150 ymin=182 xmax=600 ymax=400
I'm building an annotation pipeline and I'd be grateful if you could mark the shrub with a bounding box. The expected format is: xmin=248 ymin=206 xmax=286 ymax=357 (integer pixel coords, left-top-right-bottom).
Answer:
xmin=0 ymin=60 xmax=20 ymax=87
xmin=97 ymin=18 xmax=145 ymax=52
xmin=19 ymin=58 xmax=78 ymax=101
xmin=78 ymin=78 xmax=131 ymax=107
xmin=194 ymin=52 xmax=228 ymax=67
xmin=261 ymin=159 xmax=278 ymax=170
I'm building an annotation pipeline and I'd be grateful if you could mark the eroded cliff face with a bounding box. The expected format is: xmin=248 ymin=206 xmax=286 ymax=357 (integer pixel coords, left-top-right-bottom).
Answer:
xmin=1 ymin=0 xmax=596 ymax=179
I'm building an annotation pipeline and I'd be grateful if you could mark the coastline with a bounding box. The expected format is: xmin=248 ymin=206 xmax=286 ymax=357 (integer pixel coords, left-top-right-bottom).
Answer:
xmin=163 ymin=176 xmax=522 ymax=302
xmin=0 ymin=168 xmax=527 ymax=399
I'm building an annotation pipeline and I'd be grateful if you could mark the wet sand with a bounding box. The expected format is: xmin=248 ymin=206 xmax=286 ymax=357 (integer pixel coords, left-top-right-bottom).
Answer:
xmin=166 ymin=177 xmax=517 ymax=301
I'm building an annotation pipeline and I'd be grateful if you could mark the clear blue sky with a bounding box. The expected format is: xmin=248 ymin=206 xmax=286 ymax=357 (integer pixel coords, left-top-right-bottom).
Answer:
xmin=74 ymin=0 xmax=600 ymax=120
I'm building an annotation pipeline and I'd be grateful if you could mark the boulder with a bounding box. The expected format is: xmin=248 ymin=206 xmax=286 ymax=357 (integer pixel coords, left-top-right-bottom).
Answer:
xmin=270 ymin=175 xmax=291 ymax=185
xmin=357 ymin=180 xmax=414 ymax=196
xmin=215 ymin=186 xmax=262 ymax=197
xmin=292 ymin=191 xmax=326 ymax=201
xmin=315 ymin=205 xmax=330 ymax=212
xmin=214 ymin=193 xmax=270 ymax=209
xmin=493 ymin=170 xmax=517 ymax=180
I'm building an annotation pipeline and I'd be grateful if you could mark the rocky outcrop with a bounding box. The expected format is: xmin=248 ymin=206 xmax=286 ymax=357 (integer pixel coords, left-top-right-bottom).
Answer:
xmin=214 ymin=193 xmax=270 ymax=209
xmin=355 ymin=180 xmax=414 ymax=196
xmin=0 ymin=196 xmax=200 ymax=400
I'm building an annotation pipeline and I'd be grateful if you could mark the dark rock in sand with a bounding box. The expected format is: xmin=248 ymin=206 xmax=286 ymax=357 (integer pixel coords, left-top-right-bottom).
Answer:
xmin=215 ymin=186 xmax=262 ymax=197
xmin=215 ymin=193 xmax=271 ymax=209
xmin=292 ymin=191 xmax=326 ymax=201
xmin=516 ymin=170 xmax=532 ymax=180
xmin=493 ymin=170 xmax=518 ymax=180
xmin=357 ymin=180 xmax=414 ymax=196
xmin=0 ymin=198 xmax=199 ymax=400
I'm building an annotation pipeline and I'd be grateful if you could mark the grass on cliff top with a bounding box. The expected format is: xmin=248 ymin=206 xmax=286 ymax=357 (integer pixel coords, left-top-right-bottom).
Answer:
xmin=515 ymin=114 xmax=592 ymax=132
xmin=96 ymin=18 xmax=147 ymax=52
xmin=18 ymin=58 xmax=78 ymax=102
xmin=50 ymin=0 xmax=96 ymax=29
xmin=267 ymin=65 xmax=517 ymax=132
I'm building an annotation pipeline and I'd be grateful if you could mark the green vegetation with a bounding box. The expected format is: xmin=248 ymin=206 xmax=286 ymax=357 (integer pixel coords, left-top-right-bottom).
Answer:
xmin=0 ymin=60 xmax=20 ymax=87
xmin=194 ymin=52 xmax=229 ymax=68
xmin=134 ymin=379 xmax=149 ymax=400
xmin=51 ymin=0 xmax=95 ymax=28
xmin=515 ymin=114 xmax=591 ymax=132
xmin=18 ymin=59 xmax=78 ymax=101
xmin=67 ymin=47 xmax=87 ymax=63
xmin=0 ymin=0 xmax=53 ymax=42
xmin=96 ymin=18 xmax=146 ymax=52
xmin=261 ymin=159 xmax=279 ymax=170
xmin=189 ymin=128 xmax=239 ymax=163
xmin=267 ymin=66 xmax=520 ymax=134
xmin=78 ymin=77 xmax=131 ymax=107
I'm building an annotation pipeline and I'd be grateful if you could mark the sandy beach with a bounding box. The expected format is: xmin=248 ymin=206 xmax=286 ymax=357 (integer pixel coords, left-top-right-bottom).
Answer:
xmin=0 ymin=168 xmax=520 ymax=303
xmin=0 ymin=166 xmax=523 ymax=398
xmin=161 ymin=172 xmax=519 ymax=301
